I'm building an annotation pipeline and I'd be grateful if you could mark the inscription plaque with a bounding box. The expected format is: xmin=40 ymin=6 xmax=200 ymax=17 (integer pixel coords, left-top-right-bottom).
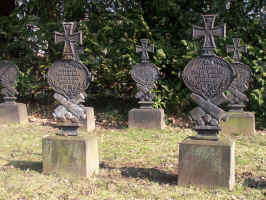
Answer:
xmin=182 ymin=15 xmax=234 ymax=140
xmin=226 ymin=38 xmax=252 ymax=111
xmin=130 ymin=39 xmax=159 ymax=108
xmin=47 ymin=60 xmax=90 ymax=100
xmin=0 ymin=60 xmax=19 ymax=103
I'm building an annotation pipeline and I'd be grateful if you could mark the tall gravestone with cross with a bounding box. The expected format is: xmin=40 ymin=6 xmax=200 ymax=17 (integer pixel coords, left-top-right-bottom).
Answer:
xmin=128 ymin=39 xmax=165 ymax=129
xmin=54 ymin=22 xmax=95 ymax=132
xmin=0 ymin=61 xmax=28 ymax=124
xmin=220 ymin=38 xmax=255 ymax=136
xmin=42 ymin=22 xmax=99 ymax=178
xmin=178 ymin=15 xmax=235 ymax=190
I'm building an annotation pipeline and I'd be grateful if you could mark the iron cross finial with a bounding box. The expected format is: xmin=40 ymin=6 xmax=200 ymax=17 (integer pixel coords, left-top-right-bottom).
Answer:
xmin=136 ymin=39 xmax=154 ymax=63
xmin=227 ymin=38 xmax=247 ymax=62
xmin=193 ymin=15 xmax=226 ymax=55
xmin=55 ymin=22 xmax=83 ymax=61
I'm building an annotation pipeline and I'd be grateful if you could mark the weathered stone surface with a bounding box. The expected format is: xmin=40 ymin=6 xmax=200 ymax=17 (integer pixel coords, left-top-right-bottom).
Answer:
xmin=42 ymin=135 xmax=99 ymax=177
xmin=0 ymin=103 xmax=28 ymax=124
xmin=80 ymin=107 xmax=95 ymax=132
xmin=128 ymin=108 xmax=165 ymax=129
xmin=220 ymin=112 xmax=255 ymax=136
xmin=178 ymin=138 xmax=235 ymax=190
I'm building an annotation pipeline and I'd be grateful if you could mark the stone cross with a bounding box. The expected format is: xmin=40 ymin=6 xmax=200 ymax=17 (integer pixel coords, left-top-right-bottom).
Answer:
xmin=227 ymin=38 xmax=247 ymax=62
xmin=55 ymin=22 xmax=82 ymax=61
xmin=193 ymin=15 xmax=226 ymax=55
xmin=136 ymin=39 xmax=154 ymax=63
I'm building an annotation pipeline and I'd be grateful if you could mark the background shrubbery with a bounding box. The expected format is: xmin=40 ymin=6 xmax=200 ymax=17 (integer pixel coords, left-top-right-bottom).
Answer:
xmin=0 ymin=0 xmax=265 ymax=122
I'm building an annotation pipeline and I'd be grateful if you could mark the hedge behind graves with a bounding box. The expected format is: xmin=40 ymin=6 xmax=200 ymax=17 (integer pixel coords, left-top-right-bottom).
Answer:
xmin=0 ymin=0 xmax=265 ymax=120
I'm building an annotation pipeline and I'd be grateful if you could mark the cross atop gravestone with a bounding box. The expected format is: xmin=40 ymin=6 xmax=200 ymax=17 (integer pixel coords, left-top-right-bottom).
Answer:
xmin=136 ymin=39 xmax=154 ymax=63
xmin=55 ymin=22 xmax=82 ymax=61
xmin=227 ymin=38 xmax=247 ymax=62
xmin=193 ymin=14 xmax=226 ymax=55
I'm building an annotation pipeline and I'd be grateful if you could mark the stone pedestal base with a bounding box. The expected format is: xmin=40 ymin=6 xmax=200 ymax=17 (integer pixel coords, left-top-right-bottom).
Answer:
xmin=80 ymin=107 xmax=95 ymax=132
xmin=0 ymin=103 xmax=28 ymax=124
xmin=178 ymin=138 xmax=235 ymax=190
xmin=128 ymin=108 xmax=165 ymax=129
xmin=42 ymin=135 xmax=99 ymax=177
xmin=220 ymin=112 xmax=255 ymax=136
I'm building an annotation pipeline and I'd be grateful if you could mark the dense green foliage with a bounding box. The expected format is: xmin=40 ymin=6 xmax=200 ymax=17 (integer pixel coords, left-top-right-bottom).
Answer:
xmin=0 ymin=0 xmax=265 ymax=120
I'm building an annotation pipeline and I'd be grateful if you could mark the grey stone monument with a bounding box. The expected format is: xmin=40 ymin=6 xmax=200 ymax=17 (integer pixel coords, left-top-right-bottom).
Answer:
xmin=0 ymin=61 xmax=28 ymax=124
xmin=52 ymin=22 xmax=95 ymax=133
xmin=42 ymin=22 xmax=99 ymax=177
xmin=220 ymin=38 xmax=255 ymax=136
xmin=179 ymin=15 xmax=235 ymax=190
xmin=128 ymin=39 xmax=165 ymax=129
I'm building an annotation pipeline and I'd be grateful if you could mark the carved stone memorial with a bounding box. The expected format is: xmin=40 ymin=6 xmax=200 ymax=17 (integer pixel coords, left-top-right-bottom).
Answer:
xmin=128 ymin=39 xmax=165 ymax=129
xmin=220 ymin=38 xmax=255 ymax=136
xmin=178 ymin=15 xmax=235 ymax=190
xmin=0 ymin=60 xmax=28 ymax=124
xmin=43 ymin=22 xmax=99 ymax=178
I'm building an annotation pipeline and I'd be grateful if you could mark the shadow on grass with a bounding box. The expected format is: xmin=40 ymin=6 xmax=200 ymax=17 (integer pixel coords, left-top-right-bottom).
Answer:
xmin=100 ymin=162 xmax=177 ymax=185
xmin=5 ymin=160 xmax=42 ymax=173
xmin=121 ymin=167 xmax=177 ymax=185
xmin=244 ymin=177 xmax=266 ymax=189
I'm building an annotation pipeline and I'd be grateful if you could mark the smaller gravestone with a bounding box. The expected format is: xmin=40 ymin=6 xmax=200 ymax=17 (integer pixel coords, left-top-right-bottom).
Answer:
xmin=43 ymin=22 xmax=99 ymax=178
xmin=0 ymin=61 xmax=28 ymax=124
xmin=220 ymin=38 xmax=255 ymax=136
xmin=128 ymin=39 xmax=165 ymax=129
xmin=179 ymin=14 xmax=235 ymax=190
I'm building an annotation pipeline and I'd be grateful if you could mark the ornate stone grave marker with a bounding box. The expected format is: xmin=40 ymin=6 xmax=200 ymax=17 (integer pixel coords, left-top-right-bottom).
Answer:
xmin=226 ymin=38 xmax=252 ymax=111
xmin=43 ymin=22 xmax=99 ymax=178
xmin=178 ymin=15 xmax=235 ymax=190
xmin=220 ymin=38 xmax=255 ymax=136
xmin=0 ymin=61 xmax=28 ymax=124
xmin=128 ymin=39 xmax=165 ymax=129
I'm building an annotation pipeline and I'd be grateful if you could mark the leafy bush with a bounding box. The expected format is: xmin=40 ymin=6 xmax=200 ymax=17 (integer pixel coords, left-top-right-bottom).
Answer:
xmin=0 ymin=0 xmax=264 ymax=121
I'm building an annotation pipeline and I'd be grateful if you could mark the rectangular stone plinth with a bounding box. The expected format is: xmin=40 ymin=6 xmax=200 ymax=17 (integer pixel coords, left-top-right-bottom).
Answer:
xmin=80 ymin=107 xmax=95 ymax=132
xmin=0 ymin=103 xmax=28 ymax=124
xmin=128 ymin=108 xmax=165 ymax=129
xmin=42 ymin=135 xmax=99 ymax=177
xmin=178 ymin=138 xmax=235 ymax=190
xmin=220 ymin=112 xmax=255 ymax=136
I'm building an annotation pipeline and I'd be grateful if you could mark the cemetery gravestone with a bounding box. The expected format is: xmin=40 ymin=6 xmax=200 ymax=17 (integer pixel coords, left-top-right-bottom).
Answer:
xmin=54 ymin=22 xmax=95 ymax=132
xmin=128 ymin=39 xmax=165 ymax=129
xmin=179 ymin=15 xmax=235 ymax=190
xmin=42 ymin=22 xmax=99 ymax=178
xmin=220 ymin=38 xmax=255 ymax=136
xmin=0 ymin=61 xmax=28 ymax=124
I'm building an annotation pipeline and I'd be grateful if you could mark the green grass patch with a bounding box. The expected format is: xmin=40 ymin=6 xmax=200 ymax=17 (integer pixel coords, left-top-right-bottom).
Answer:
xmin=0 ymin=124 xmax=265 ymax=199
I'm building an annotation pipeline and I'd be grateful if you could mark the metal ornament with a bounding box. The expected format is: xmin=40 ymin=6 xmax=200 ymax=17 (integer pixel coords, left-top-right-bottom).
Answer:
xmin=55 ymin=22 xmax=82 ymax=61
xmin=136 ymin=39 xmax=154 ymax=63
xmin=226 ymin=38 xmax=252 ymax=111
xmin=48 ymin=22 xmax=91 ymax=136
xmin=182 ymin=14 xmax=234 ymax=140
xmin=130 ymin=39 xmax=159 ymax=108
xmin=0 ymin=61 xmax=19 ymax=103
xmin=193 ymin=15 xmax=226 ymax=56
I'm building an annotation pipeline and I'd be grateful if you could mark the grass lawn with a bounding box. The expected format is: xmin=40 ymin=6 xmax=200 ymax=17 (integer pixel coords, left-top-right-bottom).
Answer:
xmin=0 ymin=123 xmax=265 ymax=200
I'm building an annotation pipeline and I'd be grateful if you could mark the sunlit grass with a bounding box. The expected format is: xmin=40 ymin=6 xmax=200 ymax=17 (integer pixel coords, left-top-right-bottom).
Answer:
xmin=0 ymin=123 xmax=265 ymax=200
